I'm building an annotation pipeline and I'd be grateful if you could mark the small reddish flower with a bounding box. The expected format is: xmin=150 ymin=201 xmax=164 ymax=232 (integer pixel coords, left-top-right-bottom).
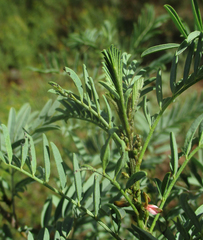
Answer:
xmin=145 ymin=204 xmax=162 ymax=215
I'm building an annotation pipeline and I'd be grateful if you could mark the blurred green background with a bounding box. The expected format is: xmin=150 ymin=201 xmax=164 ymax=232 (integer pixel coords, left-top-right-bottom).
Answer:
xmin=1 ymin=0 xmax=199 ymax=123
xmin=0 ymin=0 xmax=203 ymax=238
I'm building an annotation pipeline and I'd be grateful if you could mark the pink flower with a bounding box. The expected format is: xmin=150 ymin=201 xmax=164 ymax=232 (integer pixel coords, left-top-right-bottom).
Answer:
xmin=145 ymin=204 xmax=162 ymax=215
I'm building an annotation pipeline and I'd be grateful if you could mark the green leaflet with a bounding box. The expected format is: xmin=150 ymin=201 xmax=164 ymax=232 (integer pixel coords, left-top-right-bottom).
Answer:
xmin=21 ymin=136 xmax=28 ymax=168
xmin=153 ymin=178 xmax=162 ymax=197
xmin=161 ymin=228 xmax=176 ymax=240
xmin=140 ymin=86 xmax=156 ymax=99
xmin=131 ymin=224 xmax=158 ymax=240
xmin=15 ymin=177 xmax=35 ymax=193
xmin=89 ymin=77 xmax=100 ymax=115
xmin=27 ymin=135 xmax=37 ymax=176
xmin=33 ymin=125 xmax=60 ymax=134
xmin=180 ymin=193 xmax=201 ymax=233
xmin=164 ymin=4 xmax=188 ymax=38
xmin=27 ymin=232 xmax=34 ymax=240
xmin=100 ymin=128 xmax=117 ymax=173
xmin=187 ymin=30 xmax=200 ymax=43
xmin=191 ymin=156 xmax=203 ymax=173
xmin=54 ymin=197 xmax=64 ymax=222
xmin=141 ymin=43 xmax=179 ymax=57
xmin=14 ymin=104 xmax=31 ymax=141
xmin=83 ymin=64 xmax=92 ymax=99
xmin=81 ymin=173 xmax=95 ymax=208
xmin=170 ymin=55 xmax=178 ymax=94
xmin=170 ymin=132 xmax=178 ymax=176
xmin=174 ymin=218 xmax=190 ymax=240
xmin=103 ymin=95 xmax=112 ymax=126
xmin=41 ymin=197 xmax=52 ymax=227
xmin=190 ymin=157 xmax=203 ymax=186
xmin=131 ymin=77 xmax=144 ymax=116
xmin=54 ymin=231 xmax=60 ymax=240
xmin=43 ymin=134 xmax=50 ymax=182
xmin=124 ymin=88 xmax=132 ymax=109
xmin=61 ymin=216 xmax=74 ymax=238
xmin=194 ymin=33 xmax=203 ymax=75
xmin=7 ymin=107 xmax=16 ymax=142
xmin=195 ymin=204 xmax=203 ymax=216
xmin=69 ymin=131 xmax=89 ymax=162
xmin=183 ymin=41 xmax=195 ymax=84
xmin=191 ymin=0 xmax=203 ymax=31
xmin=143 ymin=96 xmax=151 ymax=128
xmin=1 ymin=124 xmax=13 ymax=164
xmin=73 ymin=153 xmax=82 ymax=203
xmin=199 ymin=119 xmax=203 ymax=146
xmin=126 ymin=171 xmax=146 ymax=189
xmin=37 ymin=228 xmax=50 ymax=240
xmin=161 ymin=172 xmax=171 ymax=196
xmin=99 ymin=81 xmax=120 ymax=100
xmin=64 ymin=67 xmax=84 ymax=102
xmin=93 ymin=175 xmax=100 ymax=217
xmin=106 ymin=203 xmax=125 ymax=233
xmin=61 ymin=184 xmax=76 ymax=218
xmin=176 ymin=40 xmax=189 ymax=56
xmin=183 ymin=113 xmax=203 ymax=156
xmin=31 ymin=99 xmax=53 ymax=130
xmin=51 ymin=142 xmax=66 ymax=190
xmin=114 ymin=141 xmax=128 ymax=179
xmin=156 ymin=69 xmax=163 ymax=109
xmin=0 ymin=151 xmax=6 ymax=164
xmin=100 ymin=138 xmax=110 ymax=173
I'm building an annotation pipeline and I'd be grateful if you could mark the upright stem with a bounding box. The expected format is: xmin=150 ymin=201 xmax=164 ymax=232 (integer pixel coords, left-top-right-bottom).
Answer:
xmin=118 ymin=89 xmax=132 ymax=146
xmin=137 ymin=78 xmax=198 ymax=166
xmin=150 ymin=145 xmax=203 ymax=232
xmin=133 ymin=79 xmax=201 ymax=229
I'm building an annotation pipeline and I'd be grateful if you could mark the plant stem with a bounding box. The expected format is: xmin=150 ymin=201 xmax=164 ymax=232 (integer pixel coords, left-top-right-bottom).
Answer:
xmin=80 ymin=165 xmax=140 ymax=217
xmin=118 ymin=94 xmax=132 ymax=146
xmin=150 ymin=144 xmax=203 ymax=232
xmin=138 ymin=76 xmax=201 ymax=166
xmin=3 ymin=162 xmax=123 ymax=240
xmin=133 ymin=77 xmax=203 ymax=230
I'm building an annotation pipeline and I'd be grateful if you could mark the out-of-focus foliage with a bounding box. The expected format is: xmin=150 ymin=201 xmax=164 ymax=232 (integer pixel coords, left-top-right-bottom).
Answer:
xmin=0 ymin=0 xmax=117 ymax=71
xmin=0 ymin=0 xmax=184 ymax=72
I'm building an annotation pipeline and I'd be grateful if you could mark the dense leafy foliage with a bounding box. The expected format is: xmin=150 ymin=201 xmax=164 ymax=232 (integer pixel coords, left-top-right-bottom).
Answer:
xmin=1 ymin=0 xmax=203 ymax=239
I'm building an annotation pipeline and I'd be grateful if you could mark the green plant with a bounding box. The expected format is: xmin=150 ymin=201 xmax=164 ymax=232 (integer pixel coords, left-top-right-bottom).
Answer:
xmin=1 ymin=0 xmax=203 ymax=239
xmin=29 ymin=4 xmax=169 ymax=77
